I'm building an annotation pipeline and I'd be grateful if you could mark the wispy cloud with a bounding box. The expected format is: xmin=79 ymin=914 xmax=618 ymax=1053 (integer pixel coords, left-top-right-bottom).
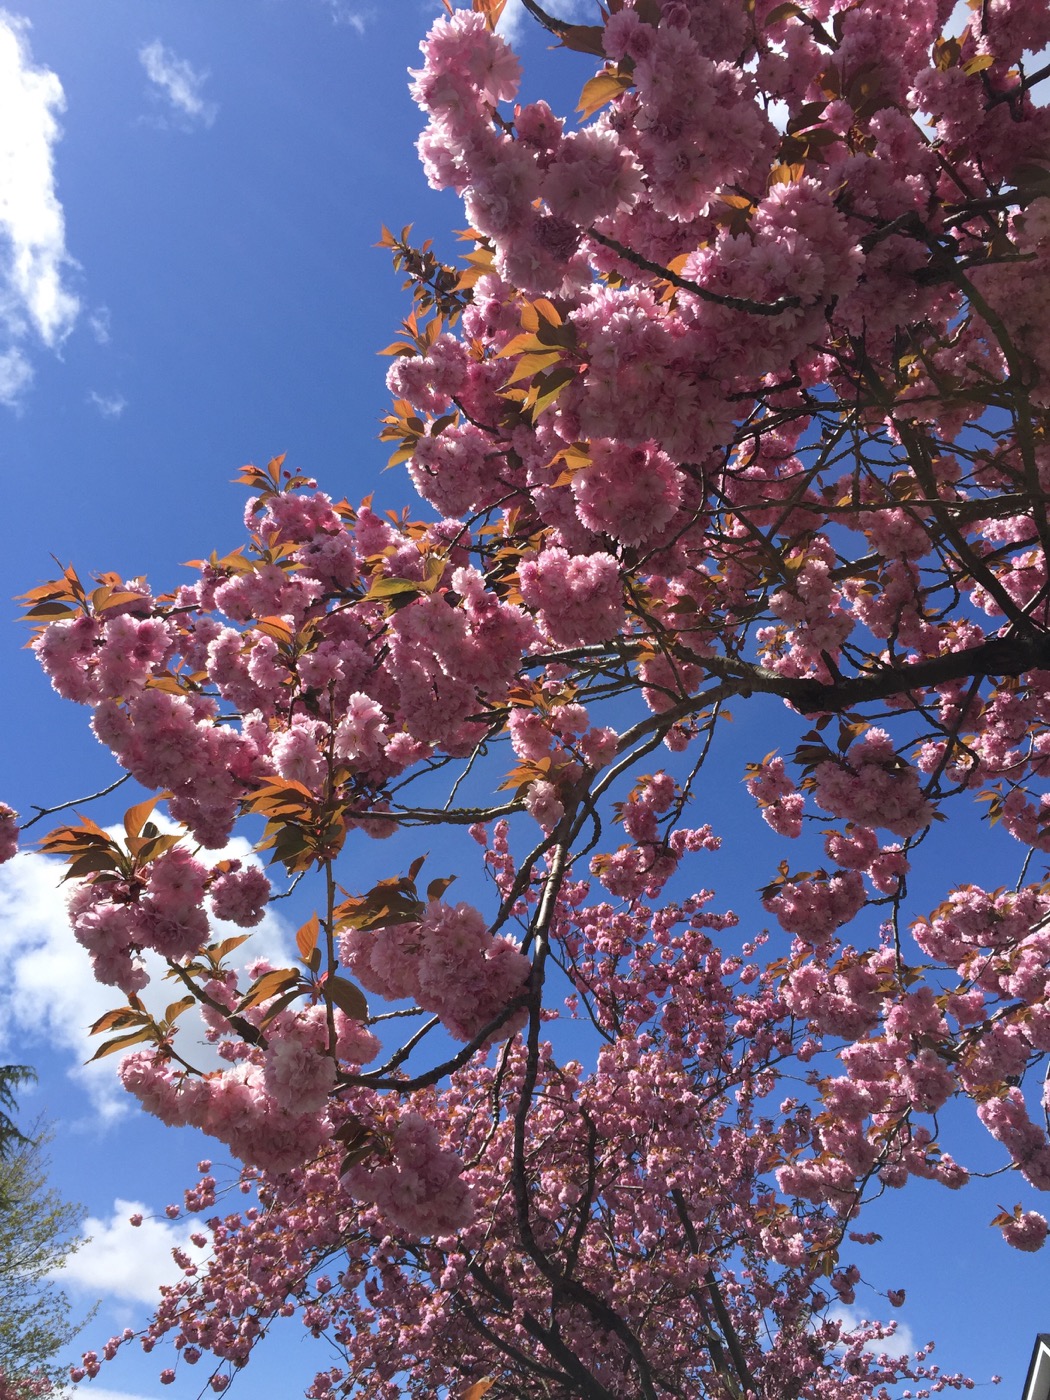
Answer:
xmin=322 ymin=0 xmax=372 ymax=32
xmin=87 ymin=305 xmax=111 ymax=345
xmin=0 ymin=346 xmax=33 ymax=407
xmin=0 ymin=843 xmax=290 ymax=1122
xmin=88 ymin=389 xmax=127 ymax=418
xmin=58 ymin=1196 xmax=208 ymax=1305
xmin=0 ymin=10 xmax=80 ymax=408
xmin=139 ymin=40 xmax=217 ymax=128
xmin=70 ymin=1390 xmax=162 ymax=1400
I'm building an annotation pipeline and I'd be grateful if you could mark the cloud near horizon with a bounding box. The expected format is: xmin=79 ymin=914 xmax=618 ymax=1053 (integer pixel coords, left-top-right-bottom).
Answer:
xmin=0 ymin=837 xmax=291 ymax=1123
xmin=0 ymin=10 xmax=81 ymax=407
xmin=139 ymin=40 xmax=218 ymax=128
xmin=58 ymin=1195 xmax=209 ymax=1306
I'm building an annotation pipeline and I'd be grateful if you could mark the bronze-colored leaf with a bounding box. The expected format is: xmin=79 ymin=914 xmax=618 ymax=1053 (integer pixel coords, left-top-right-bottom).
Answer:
xmin=460 ymin=1381 xmax=496 ymax=1400
xmin=323 ymin=974 xmax=369 ymax=1022
xmin=88 ymin=1026 xmax=157 ymax=1062
xmin=296 ymin=913 xmax=321 ymax=962
xmin=577 ymin=69 xmax=633 ymax=119
xmin=237 ymin=968 xmax=301 ymax=1012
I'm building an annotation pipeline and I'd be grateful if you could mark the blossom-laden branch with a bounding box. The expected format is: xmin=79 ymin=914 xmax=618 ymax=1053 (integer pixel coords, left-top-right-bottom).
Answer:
xmin=13 ymin=0 xmax=1050 ymax=1394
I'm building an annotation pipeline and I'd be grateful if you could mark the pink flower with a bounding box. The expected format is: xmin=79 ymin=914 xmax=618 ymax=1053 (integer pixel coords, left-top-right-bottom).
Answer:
xmin=519 ymin=547 xmax=625 ymax=646
xmin=209 ymin=866 xmax=271 ymax=927
xmin=1000 ymin=1209 xmax=1048 ymax=1252
xmin=524 ymin=779 xmax=564 ymax=834
xmin=0 ymin=806 xmax=17 ymax=864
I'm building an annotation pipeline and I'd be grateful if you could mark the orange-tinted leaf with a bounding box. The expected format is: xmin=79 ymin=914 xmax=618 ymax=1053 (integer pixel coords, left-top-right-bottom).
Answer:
xmin=769 ymin=162 xmax=807 ymax=185
xmin=503 ymin=350 xmax=565 ymax=386
xmin=258 ymin=985 xmax=307 ymax=1027
xmin=255 ymin=616 xmax=294 ymax=646
xmin=237 ymin=968 xmax=300 ymax=1012
xmin=129 ymin=832 xmax=181 ymax=865
xmin=63 ymin=848 xmax=123 ymax=882
xmin=39 ymin=826 xmax=110 ymax=856
xmin=20 ymin=600 xmax=80 ymax=621
xmin=92 ymin=586 xmax=152 ymax=615
xmin=124 ymin=795 xmax=162 ymax=842
xmin=460 ymin=1382 xmax=496 ymax=1400
xmin=90 ymin=1007 xmax=148 ymax=1035
xmin=496 ymin=331 xmax=548 ymax=360
xmin=529 ymin=365 xmax=577 ymax=417
xmin=365 ymin=575 xmax=423 ymax=603
xmin=296 ymin=913 xmax=320 ymax=962
xmin=209 ymin=933 xmax=251 ymax=963
xmin=577 ymin=68 xmax=633 ymax=119
xmin=163 ymin=996 xmax=196 ymax=1025
xmin=88 ymin=1026 xmax=157 ymax=1062
xmin=472 ymin=0 xmax=507 ymax=30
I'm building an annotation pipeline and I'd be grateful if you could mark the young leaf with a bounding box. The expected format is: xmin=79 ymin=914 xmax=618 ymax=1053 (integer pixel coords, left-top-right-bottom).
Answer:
xmin=322 ymin=974 xmax=369 ymax=1023
xmin=577 ymin=69 xmax=633 ymax=119
xmin=237 ymin=968 xmax=301 ymax=1012
xmin=88 ymin=1026 xmax=158 ymax=1062
xmin=296 ymin=913 xmax=321 ymax=963
xmin=460 ymin=1383 xmax=496 ymax=1400
xmin=123 ymin=795 xmax=162 ymax=842
xmin=90 ymin=1007 xmax=149 ymax=1036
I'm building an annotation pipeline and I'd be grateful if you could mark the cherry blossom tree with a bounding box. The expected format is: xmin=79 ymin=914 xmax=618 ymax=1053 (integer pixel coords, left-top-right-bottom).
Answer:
xmin=9 ymin=0 xmax=1050 ymax=1393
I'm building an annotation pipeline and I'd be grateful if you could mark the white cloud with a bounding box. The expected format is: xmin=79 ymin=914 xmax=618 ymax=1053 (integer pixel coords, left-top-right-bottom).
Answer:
xmin=0 ymin=839 xmax=291 ymax=1122
xmin=88 ymin=389 xmax=127 ymax=418
xmin=0 ymin=344 xmax=32 ymax=406
xmin=57 ymin=1196 xmax=208 ymax=1305
xmin=70 ymin=1391 xmax=160 ymax=1400
xmin=322 ymin=0 xmax=371 ymax=32
xmin=0 ymin=10 xmax=80 ymax=408
xmin=87 ymin=305 xmax=111 ymax=345
xmin=139 ymin=40 xmax=217 ymax=128
xmin=496 ymin=0 xmax=589 ymax=42
xmin=829 ymin=1303 xmax=917 ymax=1362
xmin=0 ymin=851 xmax=129 ymax=1119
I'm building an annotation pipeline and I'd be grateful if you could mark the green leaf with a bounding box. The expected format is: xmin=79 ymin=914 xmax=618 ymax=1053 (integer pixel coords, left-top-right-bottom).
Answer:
xmin=323 ymin=974 xmax=369 ymax=1022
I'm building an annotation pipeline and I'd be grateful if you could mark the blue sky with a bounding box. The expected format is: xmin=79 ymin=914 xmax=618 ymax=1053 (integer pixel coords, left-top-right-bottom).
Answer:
xmin=0 ymin=1 xmax=1045 ymax=1396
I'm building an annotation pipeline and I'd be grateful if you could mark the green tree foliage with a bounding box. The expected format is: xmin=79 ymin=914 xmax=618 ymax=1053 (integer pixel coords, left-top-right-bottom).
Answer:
xmin=0 ymin=1067 xmax=35 ymax=1172
xmin=0 ymin=1071 xmax=86 ymax=1390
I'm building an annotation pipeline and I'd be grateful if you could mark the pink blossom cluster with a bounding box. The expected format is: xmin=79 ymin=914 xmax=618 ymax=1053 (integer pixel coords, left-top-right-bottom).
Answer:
xmin=340 ymin=898 xmax=529 ymax=1044
xmin=764 ymin=869 xmax=866 ymax=949
xmin=518 ymin=546 xmax=625 ymax=647
xmin=31 ymin=0 xmax=1050 ymax=1391
xmin=64 ymin=841 xmax=270 ymax=997
xmin=92 ymin=884 xmax=973 ymax=1398
xmin=812 ymin=729 xmax=934 ymax=839
xmin=118 ymin=1013 xmax=376 ymax=1176
xmin=342 ymin=1111 xmax=473 ymax=1237
xmin=0 ymin=805 xmax=17 ymax=864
